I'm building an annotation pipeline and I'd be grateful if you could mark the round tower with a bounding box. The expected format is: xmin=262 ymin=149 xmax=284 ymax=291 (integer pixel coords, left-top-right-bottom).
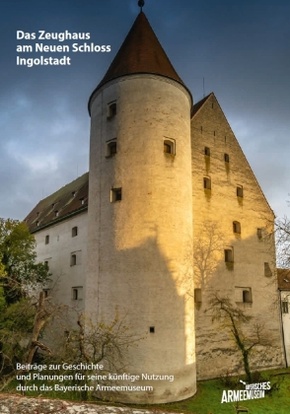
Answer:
xmin=86 ymin=11 xmax=196 ymax=403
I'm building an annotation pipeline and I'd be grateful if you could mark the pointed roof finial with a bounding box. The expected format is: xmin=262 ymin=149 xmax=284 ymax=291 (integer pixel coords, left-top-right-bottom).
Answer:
xmin=138 ymin=0 xmax=145 ymax=12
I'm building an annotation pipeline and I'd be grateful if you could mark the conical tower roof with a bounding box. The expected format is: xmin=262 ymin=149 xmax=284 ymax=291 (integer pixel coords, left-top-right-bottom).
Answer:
xmin=89 ymin=12 xmax=190 ymax=112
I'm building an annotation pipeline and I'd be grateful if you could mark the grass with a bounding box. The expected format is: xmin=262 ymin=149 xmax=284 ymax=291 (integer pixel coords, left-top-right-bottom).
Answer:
xmin=3 ymin=368 xmax=290 ymax=413
xmin=160 ymin=369 xmax=290 ymax=414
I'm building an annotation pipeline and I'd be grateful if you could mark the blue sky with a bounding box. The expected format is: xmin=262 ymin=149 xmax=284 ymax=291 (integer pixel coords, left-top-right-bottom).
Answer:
xmin=1 ymin=0 xmax=290 ymax=219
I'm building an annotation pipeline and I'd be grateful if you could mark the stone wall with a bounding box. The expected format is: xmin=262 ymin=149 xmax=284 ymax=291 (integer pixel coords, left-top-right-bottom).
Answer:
xmin=191 ymin=93 xmax=284 ymax=379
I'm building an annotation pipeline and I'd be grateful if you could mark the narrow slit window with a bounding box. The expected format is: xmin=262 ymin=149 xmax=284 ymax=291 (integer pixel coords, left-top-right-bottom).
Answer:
xmin=149 ymin=326 xmax=155 ymax=333
xmin=204 ymin=146 xmax=210 ymax=156
xmin=70 ymin=253 xmax=77 ymax=266
xmin=45 ymin=235 xmax=50 ymax=245
xmin=203 ymin=177 xmax=211 ymax=190
xmin=107 ymin=102 xmax=117 ymax=118
xmin=194 ymin=288 xmax=202 ymax=303
xmin=224 ymin=248 xmax=234 ymax=263
xmin=236 ymin=185 xmax=243 ymax=198
xmin=233 ymin=221 xmax=241 ymax=234
xmin=282 ymin=301 xmax=289 ymax=314
xmin=224 ymin=153 xmax=230 ymax=163
xmin=72 ymin=226 xmax=78 ymax=237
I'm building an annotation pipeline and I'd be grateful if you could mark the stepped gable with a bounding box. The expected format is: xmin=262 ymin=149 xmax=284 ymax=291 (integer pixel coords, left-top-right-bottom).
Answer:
xmin=25 ymin=173 xmax=89 ymax=233
xmin=89 ymin=12 xmax=189 ymax=112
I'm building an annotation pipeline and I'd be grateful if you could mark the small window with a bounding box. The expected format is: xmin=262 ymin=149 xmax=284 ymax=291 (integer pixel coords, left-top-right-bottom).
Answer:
xmin=243 ymin=289 xmax=252 ymax=303
xmin=72 ymin=226 xmax=78 ymax=237
xmin=45 ymin=235 xmax=50 ymax=245
xmin=194 ymin=288 xmax=202 ymax=303
xmin=235 ymin=287 xmax=252 ymax=304
xmin=224 ymin=153 xmax=230 ymax=163
xmin=107 ymin=102 xmax=117 ymax=118
xmin=149 ymin=326 xmax=155 ymax=333
xmin=236 ymin=185 xmax=243 ymax=198
xmin=72 ymin=286 xmax=83 ymax=301
xmin=106 ymin=140 xmax=117 ymax=157
xmin=282 ymin=301 xmax=289 ymax=314
xmin=110 ymin=187 xmax=122 ymax=202
xmin=224 ymin=248 xmax=234 ymax=263
xmin=233 ymin=221 xmax=241 ymax=234
xmin=43 ymin=289 xmax=50 ymax=298
xmin=264 ymin=262 xmax=272 ymax=278
xmin=257 ymin=228 xmax=263 ymax=239
xmin=163 ymin=139 xmax=175 ymax=155
xmin=203 ymin=177 xmax=211 ymax=190
xmin=70 ymin=254 xmax=77 ymax=266
xmin=204 ymin=146 xmax=210 ymax=156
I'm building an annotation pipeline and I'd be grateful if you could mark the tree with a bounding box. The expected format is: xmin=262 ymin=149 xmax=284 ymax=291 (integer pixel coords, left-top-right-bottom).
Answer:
xmin=0 ymin=218 xmax=49 ymax=304
xmin=209 ymin=294 xmax=273 ymax=382
xmin=193 ymin=221 xmax=224 ymax=289
xmin=0 ymin=218 xmax=51 ymax=388
xmin=275 ymin=216 xmax=290 ymax=268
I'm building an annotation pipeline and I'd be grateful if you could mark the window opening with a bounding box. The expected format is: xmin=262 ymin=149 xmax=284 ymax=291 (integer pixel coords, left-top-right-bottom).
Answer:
xmin=204 ymin=146 xmax=210 ymax=156
xmin=236 ymin=185 xmax=243 ymax=197
xmin=163 ymin=139 xmax=175 ymax=155
xmin=233 ymin=221 xmax=241 ymax=234
xmin=224 ymin=153 xmax=230 ymax=163
xmin=107 ymin=140 xmax=117 ymax=157
xmin=70 ymin=254 xmax=77 ymax=266
xmin=282 ymin=301 xmax=289 ymax=314
xmin=224 ymin=248 xmax=234 ymax=263
xmin=107 ymin=102 xmax=117 ymax=118
xmin=111 ymin=188 xmax=122 ymax=202
xmin=203 ymin=177 xmax=211 ymax=190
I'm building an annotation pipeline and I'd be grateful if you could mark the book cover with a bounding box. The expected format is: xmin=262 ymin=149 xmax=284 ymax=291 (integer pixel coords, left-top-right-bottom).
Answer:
xmin=0 ymin=1 xmax=289 ymax=413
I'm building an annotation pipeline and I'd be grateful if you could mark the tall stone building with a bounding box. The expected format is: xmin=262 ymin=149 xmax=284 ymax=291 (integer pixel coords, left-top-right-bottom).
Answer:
xmin=25 ymin=9 xmax=284 ymax=404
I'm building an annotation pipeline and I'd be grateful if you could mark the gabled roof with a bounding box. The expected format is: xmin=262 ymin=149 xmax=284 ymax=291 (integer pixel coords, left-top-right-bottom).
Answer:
xmin=89 ymin=12 xmax=188 ymax=112
xmin=277 ymin=268 xmax=290 ymax=291
xmin=25 ymin=173 xmax=89 ymax=233
xmin=191 ymin=93 xmax=212 ymax=118
xmin=191 ymin=92 xmax=274 ymax=216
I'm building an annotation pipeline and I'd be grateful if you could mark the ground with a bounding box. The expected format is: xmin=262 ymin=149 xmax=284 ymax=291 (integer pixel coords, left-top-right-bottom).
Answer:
xmin=0 ymin=394 xmax=178 ymax=414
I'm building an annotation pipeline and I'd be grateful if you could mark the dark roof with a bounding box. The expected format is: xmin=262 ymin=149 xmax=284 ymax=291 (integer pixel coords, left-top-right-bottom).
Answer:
xmin=25 ymin=173 xmax=89 ymax=233
xmin=277 ymin=268 xmax=290 ymax=290
xmin=88 ymin=12 xmax=188 ymax=113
